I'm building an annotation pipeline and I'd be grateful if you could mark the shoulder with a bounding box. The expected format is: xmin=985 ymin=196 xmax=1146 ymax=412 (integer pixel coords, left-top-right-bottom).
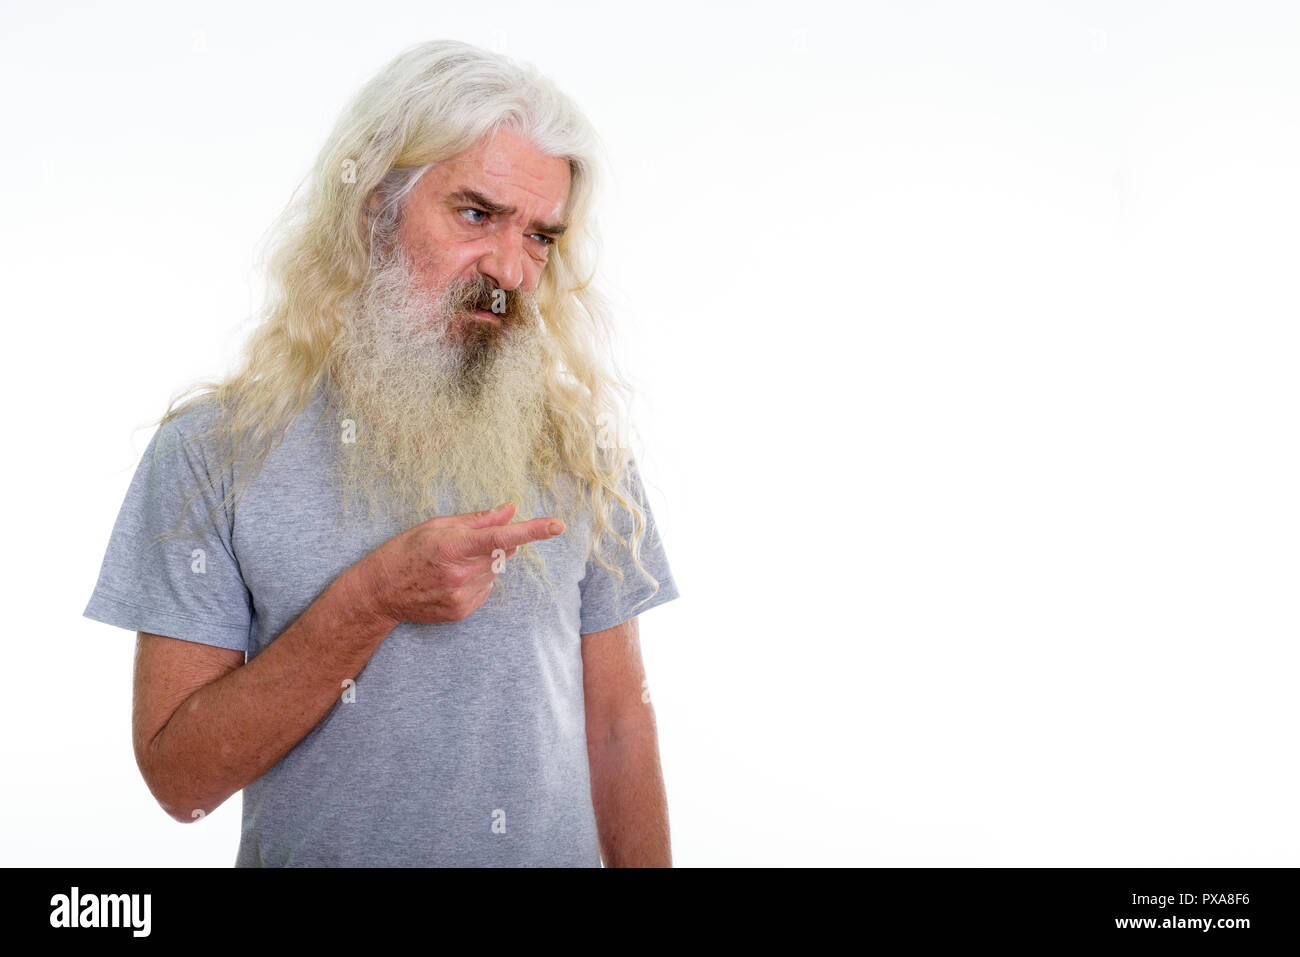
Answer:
xmin=157 ymin=393 xmax=226 ymax=441
xmin=146 ymin=393 xmax=236 ymax=483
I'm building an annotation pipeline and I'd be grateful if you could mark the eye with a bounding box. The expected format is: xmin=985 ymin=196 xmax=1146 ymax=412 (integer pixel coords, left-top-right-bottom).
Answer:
xmin=530 ymin=234 xmax=555 ymax=247
xmin=459 ymin=207 xmax=488 ymax=224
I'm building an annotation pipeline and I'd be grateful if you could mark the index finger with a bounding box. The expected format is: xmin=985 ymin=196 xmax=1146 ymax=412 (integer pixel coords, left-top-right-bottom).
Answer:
xmin=457 ymin=517 xmax=565 ymax=557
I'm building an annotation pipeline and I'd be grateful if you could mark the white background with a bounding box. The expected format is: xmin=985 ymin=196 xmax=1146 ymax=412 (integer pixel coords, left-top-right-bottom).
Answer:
xmin=3 ymin=0 xmax=1298 ymax=866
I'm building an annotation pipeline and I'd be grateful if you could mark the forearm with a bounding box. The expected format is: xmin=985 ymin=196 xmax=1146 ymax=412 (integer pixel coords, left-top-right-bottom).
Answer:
xmin=587 ymin=716 xmax=671 ymax=867
xmin=144 ymin=562 xmax=398 ymax=821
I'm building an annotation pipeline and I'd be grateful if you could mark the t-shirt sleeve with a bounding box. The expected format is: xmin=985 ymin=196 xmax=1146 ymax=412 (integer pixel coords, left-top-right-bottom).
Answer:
xmin=578 ymin=458 xmax=681 ymax=636
xmin=83 ymin=403 xmax=253 ymax=653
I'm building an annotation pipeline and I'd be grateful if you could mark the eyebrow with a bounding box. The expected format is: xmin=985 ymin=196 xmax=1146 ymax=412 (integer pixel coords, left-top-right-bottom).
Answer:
xmin=446 ymin=187 xmax=569 ymax=238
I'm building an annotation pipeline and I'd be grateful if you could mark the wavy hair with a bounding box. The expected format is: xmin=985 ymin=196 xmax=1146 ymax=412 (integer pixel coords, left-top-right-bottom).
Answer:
xmin=152 ymin=39 xmax=659 ymax=605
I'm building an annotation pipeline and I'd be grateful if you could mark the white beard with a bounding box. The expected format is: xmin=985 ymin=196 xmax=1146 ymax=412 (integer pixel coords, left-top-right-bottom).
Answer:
xmin=325 ymin=250 xmax=555 ymax=534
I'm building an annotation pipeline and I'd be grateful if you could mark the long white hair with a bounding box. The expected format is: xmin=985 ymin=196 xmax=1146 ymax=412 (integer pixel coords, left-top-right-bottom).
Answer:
xmin=154 ymin=39 xmax=660 ymax=602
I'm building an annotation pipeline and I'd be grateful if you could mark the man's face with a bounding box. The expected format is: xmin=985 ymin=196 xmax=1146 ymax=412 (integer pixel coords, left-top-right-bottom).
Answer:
xmin=389 ymin=126 xmax=571 ymax=339
xmin=328 ymin=128 xmax=573 ymax=530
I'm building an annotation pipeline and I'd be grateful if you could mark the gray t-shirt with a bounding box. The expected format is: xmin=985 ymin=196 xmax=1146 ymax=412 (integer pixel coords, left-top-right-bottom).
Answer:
xmin=83 ymin=384 xmax=679 ymax=866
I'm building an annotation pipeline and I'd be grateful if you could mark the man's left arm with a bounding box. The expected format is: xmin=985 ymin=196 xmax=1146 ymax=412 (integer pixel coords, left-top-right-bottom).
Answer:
xmin=581 ymin=616 xmax=671 ymax=867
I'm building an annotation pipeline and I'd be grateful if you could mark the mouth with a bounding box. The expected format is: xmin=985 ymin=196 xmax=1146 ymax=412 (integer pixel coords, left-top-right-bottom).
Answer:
xmin=472 ymin=307 xmax=501 ymax=323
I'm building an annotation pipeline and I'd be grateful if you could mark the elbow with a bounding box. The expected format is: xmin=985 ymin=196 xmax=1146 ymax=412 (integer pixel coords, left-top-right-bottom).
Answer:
xmin=137 ymin=742 xmax=208 ymax=824
xmin=153 ymin=783 xmax=212 ymax=824
xmin=144 ymin=773 xmax=203 ymax=824
xmin=152 ymin=783 xmax=212 ymax=825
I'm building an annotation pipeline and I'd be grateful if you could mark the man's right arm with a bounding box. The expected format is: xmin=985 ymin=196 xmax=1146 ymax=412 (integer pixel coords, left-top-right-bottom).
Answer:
xmin=134 ymin=561 xmax=396 ymax=823
xmin=132 ymin=502 xmax=563 ymax=823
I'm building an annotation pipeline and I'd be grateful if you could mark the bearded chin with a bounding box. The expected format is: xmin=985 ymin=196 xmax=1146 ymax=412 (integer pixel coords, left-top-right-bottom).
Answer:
xmin=325 ymin=258 xmax=554 ymax=531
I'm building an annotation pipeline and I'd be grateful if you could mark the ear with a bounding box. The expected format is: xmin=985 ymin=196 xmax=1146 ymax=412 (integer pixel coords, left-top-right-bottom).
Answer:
xmin=360 ymin=190 xmax=388 ymax=239
xmin=358 ymin=191 xmax=391 ymax=259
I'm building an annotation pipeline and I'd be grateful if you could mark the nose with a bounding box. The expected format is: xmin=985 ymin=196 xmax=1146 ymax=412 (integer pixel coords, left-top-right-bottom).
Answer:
xmin=477 ymin=230 xmax=526 ymax=293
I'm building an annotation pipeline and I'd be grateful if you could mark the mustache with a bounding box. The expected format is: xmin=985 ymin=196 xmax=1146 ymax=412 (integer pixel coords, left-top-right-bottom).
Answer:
xmin=446 ymin=274 xmax=533 ymax=324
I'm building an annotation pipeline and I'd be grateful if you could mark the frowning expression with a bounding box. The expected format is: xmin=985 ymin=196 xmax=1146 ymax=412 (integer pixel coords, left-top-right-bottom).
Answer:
xmin=391 ymin=126 xmax=572 ymax=330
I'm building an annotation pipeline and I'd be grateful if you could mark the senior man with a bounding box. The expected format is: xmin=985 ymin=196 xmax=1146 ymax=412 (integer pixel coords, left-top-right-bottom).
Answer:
xmin=83 ymin=40 xmax=679 ymax=867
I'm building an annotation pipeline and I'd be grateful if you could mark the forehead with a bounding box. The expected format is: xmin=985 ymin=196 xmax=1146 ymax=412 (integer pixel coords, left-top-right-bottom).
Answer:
xmin=421 ymin=127 xmax=571 ymax=218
